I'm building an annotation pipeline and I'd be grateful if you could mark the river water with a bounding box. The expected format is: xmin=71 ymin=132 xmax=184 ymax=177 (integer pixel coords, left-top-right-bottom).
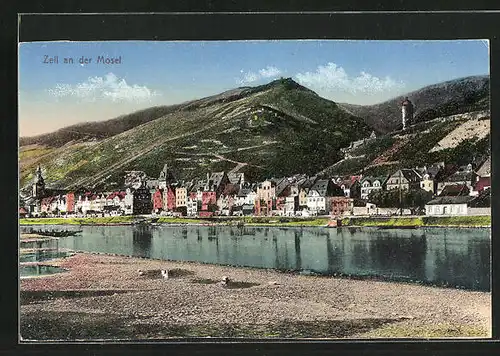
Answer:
xmin=20 ymin=225 xmax=491 ymax=291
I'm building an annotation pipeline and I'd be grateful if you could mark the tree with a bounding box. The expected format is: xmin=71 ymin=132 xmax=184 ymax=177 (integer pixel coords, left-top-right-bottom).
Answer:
xmin=367 ymin=189 xmax=399 ymax=208
xmin=403 ymin=189 xmax=434 ymax=215
xmin=368 ymin=188 xmax=433 ymax=215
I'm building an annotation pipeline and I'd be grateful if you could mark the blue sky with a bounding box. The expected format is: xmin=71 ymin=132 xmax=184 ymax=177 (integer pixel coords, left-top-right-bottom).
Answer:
xmin=19 ymin=40 xmax=489 ymax=136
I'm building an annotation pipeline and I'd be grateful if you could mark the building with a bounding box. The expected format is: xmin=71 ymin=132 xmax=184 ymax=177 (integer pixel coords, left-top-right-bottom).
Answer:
xmin=175 ymin=184 xmax=188 ymax=208
xmin=124 ymin=171 xmax=147 ymax=189
xmin=274 ymin=178 xmax=292 ymax=216
xmin=284 ymin=196 xmax=299 ymax=216
xmin=133 ymin=187 xmax=152 ymax=215
xmin=124 ymin=189 xmax=134 ymax=215
xmin=66 ymin=192 xmax=75 ymax=214
xmin=425 ymin=196 xmax=472 ymax=216
xmin=205 ymin=172 xmax=230 ymax=197
xmin=186 ymin=196 xmax=198 ymax=217
xmin=439 ymin=184 xmax=470 ymax=197
xmin=339 ymin=176 xmax=361 ymax=198
xmin=256 ymin=179 xmax=276 ymax=202
xmin=436 ymin=164 xmax=476 ymax=196
xmin=235 ymin=187 xmax=253 ymax=207
xmin=255 ymin=179 xmax=277 ymax=216
xmin=468 ymin=187 xmax=491 ymax=215
xmin=227 ymin=173 xmax=245 ymax=188
xmin=158 ymin=164 xmax=176 ymax=189
xmin=360 ymin=176 xmax=388 ymax=200
xmin=414 ymin=163 xmax=443 ymax=194
xmin=340 ymin=131 xmax=377 ymax=158
xmin=217 ymin=184 xmax=239 ymax=215
xmin=297 ymin=176 xmax=316 ymax=209
xmin=386 ymin=169 xmax=421 ymax=191
xmin=19 ymin=207 xmax=28 ymax=218
xmin=152 ymin=189 xmax=164 ymax=213
xmin=32 ymin=165 xmax=46 ymax=199
xmin=201 ymin=191 xmax=217 ymax=212
xmin=474 ymin=156 xmax=491 ymax=194
xmin=242 ymin=204 xmax=254 ymax=216
xmin=330 ymin=197 xmax=354 ymax=217
xmin=103 ymin=191 xmax=126 ymax=215
xmin=163 ymin=185 xmax=176 ymax=211
xmin=306 ymin=179 xmax=344 ymax=215
xmin=401 ymin=97 xmax=414 ymax=130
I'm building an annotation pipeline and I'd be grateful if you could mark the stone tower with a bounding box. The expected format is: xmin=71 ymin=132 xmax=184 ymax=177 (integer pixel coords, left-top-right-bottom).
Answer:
xmin=401 ymin=97 xmax=414 ymax=130
xmin=32 ymin=165 xmax=45 ymax=198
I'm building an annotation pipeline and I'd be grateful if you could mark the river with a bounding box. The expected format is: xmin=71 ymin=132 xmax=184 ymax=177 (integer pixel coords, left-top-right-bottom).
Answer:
xmin=20 ymin=225 xmax=491 ymax=291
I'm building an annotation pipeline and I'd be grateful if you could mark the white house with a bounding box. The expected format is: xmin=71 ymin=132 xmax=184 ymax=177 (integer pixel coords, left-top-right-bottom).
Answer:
xmin=360 ymin=176 xmax=387 ymax=200
xmin=187 ymin=196 xmax=198 ymax=217
xmin=236 ymin=188 xmax=257 ymax=207
xmin=306 ymin=179 xmax=343 ymax=215
xmin=124 ymin=189 xmax=134 ymax=215
xmin=104 ymin=191 xmax=126 ymax=215
xmin=306 ymin=190 xmax=325 ymax=215
xmin=75 ymin=195 xmax=90 ymax=215
xmin=56 ymin=195 xmax=67 ymax=214
xmin=284 ymin=196 xmax=298 ymax=216
xmin=425 ymin=196 xmax=472 ymax=216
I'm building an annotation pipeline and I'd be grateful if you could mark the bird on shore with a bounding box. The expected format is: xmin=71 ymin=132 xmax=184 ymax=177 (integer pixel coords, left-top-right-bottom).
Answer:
xmin=161 ymin=269 xmax=169 ymax=279
xmin=220 ymin=276 xmax=230 ymax=287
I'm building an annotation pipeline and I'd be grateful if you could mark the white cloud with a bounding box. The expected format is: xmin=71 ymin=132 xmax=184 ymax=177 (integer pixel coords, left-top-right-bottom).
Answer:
xmin=238 ymin=66 xmax=282 ymax=85
xmin=295 ymin=62 xmax=404 ymax=95
xmin=47 ymin=73 xmax=159 ymax=102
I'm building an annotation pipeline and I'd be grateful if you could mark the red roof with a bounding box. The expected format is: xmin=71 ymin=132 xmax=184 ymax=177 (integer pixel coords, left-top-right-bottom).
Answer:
xmin=42 ymin=197 xmax=55 ymax=205
xmin=19 ymin=207 xmax=28 ymax=214
xmin=107 ymin=191 xmax=127 ymax=200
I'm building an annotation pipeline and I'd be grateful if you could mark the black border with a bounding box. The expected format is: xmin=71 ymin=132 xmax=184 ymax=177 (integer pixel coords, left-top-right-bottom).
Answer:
xmin=3 ymin=4 xmax=500 ymax=356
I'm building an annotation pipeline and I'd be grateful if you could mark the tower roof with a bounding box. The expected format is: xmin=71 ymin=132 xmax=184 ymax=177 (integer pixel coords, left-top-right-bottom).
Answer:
xmin=402 ymin=97 xmax=413 ymax=105
xmin=34 ymin=165 xmax=45 ymax=184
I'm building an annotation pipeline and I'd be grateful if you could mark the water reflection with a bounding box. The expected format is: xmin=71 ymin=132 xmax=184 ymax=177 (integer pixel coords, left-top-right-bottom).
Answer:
xmin=20 ymin=265 xmax=67 ymax=277
xmin=20 ymin=225 xmax=491 ymax=291
xmin=132 ymin=225 xmax=152 ymax=258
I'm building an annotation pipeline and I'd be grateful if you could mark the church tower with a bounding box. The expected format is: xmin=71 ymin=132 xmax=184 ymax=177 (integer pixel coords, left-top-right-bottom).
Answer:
xmin=32 ymin=165 xmax=46 ymax=198
xmin=401 ymin=97 xmax=414 ymax=130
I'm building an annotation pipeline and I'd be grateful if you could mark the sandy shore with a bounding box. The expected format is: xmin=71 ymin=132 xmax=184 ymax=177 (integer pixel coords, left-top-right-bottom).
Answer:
xmin=20 ymin=253 xmax=491 ymax=340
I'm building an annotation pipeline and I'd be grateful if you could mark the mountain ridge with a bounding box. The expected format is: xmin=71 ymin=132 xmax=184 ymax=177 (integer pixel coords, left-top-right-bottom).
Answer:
xmin=338 ymin=75 xmax=490 ymax=133
xmin=19 ymin=78 xmax=371 ymax=190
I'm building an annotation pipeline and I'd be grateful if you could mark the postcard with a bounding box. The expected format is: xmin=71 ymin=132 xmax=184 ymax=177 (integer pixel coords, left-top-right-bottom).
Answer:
xmin=19 ymin=39 xmax=491 ymax=341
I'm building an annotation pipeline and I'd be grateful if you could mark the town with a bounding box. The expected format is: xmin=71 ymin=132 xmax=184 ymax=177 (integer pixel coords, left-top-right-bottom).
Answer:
xmin=19 ymin=98 xmax=491 ymax=220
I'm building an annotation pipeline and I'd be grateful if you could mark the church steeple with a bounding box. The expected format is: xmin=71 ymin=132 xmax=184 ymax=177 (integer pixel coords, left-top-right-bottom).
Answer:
xmin=32 ymin=165 xmax=45 ymax=198
xmin=159 ymin=163 xmax=175 ymax=183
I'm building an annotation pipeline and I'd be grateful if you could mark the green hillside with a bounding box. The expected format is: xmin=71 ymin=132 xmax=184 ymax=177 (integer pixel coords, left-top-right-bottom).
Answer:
xmin=322 ymin=112 xmax=490 ymax=178
xmin=339 ymin=75 xmax=489 ymax=134
xmin=19 ymin=78 xmax=371 ymax=190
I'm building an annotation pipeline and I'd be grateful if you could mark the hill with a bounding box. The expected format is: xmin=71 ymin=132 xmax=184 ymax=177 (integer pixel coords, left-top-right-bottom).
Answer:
xmin=339 ymin=75 xmax=490 ymax=134
xmin=320 ymin=110 xmax=490 ymax=178
xmin=19 ymin=78 xmax=372 ymax=190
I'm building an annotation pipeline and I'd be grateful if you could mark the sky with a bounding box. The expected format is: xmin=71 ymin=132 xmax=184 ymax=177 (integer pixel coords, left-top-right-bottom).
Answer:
xmin=19 ymin=40 xmax=489 ymax=137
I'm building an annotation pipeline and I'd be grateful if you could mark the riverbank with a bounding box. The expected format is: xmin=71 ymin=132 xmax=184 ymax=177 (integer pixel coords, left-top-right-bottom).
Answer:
xmin=343 ymin=215 xmax=491 ymax=228
xmin=19 ymin=215 xmax=491 ymax=228
xmin=20 ymin=253 xmax=490 ymax=340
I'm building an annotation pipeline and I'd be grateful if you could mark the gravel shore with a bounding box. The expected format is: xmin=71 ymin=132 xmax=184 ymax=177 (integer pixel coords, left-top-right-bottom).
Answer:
xmin=20 ymin=253 xmax=491 ymax=340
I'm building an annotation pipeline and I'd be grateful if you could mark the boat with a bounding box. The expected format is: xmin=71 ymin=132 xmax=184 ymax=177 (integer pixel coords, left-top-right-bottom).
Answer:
xmin=325 ymin=218 xmax=342 ymax=228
